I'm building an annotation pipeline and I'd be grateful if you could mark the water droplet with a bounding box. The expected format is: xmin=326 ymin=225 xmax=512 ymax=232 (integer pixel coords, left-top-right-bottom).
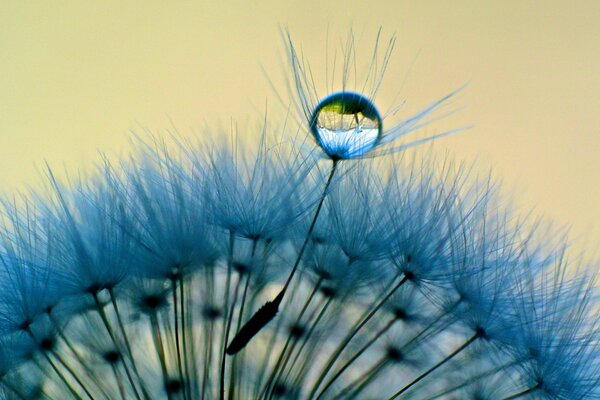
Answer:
xmin=309 ymin=92 xmax=382 ymax=159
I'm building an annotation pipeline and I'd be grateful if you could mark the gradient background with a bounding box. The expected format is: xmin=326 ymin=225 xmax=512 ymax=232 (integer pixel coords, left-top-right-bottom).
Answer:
xmin=1 ymin=1 xmax=598 ymax=252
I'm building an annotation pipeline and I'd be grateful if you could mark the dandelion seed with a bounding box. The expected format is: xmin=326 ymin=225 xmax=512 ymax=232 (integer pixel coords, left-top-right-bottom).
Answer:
xmin=228 ymin=29 xmax=464 ymax=356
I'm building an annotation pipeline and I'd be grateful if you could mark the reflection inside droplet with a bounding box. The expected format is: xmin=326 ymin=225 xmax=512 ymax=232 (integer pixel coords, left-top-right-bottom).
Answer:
xmin=309 ymin=92 xmax=382 ymax=159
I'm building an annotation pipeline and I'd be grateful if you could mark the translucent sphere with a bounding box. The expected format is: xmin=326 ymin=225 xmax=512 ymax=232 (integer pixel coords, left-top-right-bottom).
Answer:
xmin=309 ymin=92 xmax=382 ymax=159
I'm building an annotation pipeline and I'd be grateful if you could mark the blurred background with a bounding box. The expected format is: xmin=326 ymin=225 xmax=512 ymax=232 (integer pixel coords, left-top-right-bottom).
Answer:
xmin=1 ymin=1 xmax=598 ymax=252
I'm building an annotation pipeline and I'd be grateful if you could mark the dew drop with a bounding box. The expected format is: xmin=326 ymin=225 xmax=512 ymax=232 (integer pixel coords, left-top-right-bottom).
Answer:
xmin=309 ymin=92 xmax=382 ymax=159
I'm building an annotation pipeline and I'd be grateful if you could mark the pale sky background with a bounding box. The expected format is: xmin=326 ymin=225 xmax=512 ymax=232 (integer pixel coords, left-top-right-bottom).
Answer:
xmin=1 ymin=1 xmax=598 ymax=252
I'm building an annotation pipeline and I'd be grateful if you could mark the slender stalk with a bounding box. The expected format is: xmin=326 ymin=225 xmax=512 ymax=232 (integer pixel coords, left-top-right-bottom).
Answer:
xmin=107 ymin=288 xmax=151 ymax=399
xmin=149 ymin=312 xmax=173 ymax=400
xmin=171 ymin=279 xmax=187 ymax=400
xmin=253 ymin=263 xmax=309 ymax=398
xmin=278 ymin=161 xmax=338 ymax=295
xmin=289 ymin=297 xmax=349 ymax=390
xmin=229 ymin=239 xmax=258 ymax=399
xmin=426 ymin=359 xmax=521 ymax=400
xmin=259 ymin=336 xmax=294 ymax=399
xmin=316 ymin=317 xmax=397 ymax=399
xmin=41 ymin=351 xmax=85 ymax=400
xmin=261 ymin=295 xmax=329 ymax=400
xmin=315 ymin=297 xmax=462 ymax=400
xmin=399 ymin=300 xmax=461 ymax=353
xmin=217 ymin=231 xmax=235 ymax=400
xmin=25 ymin=327 xmax=91 ymax=400
xmin=111 ymin=363 xmax=127 ymax=400
xmin=179 ymin=276 xmax=193 ymax=400
xmin=277 ymin=278 xmax=324 ymax=374
xmin=501 ymin=383 xmax=542 ymax=400
xmin=274 ymin=296 xmax=334 ymax=398
xmin=198 ymin=270 xmax=215 ymax=400
xmin=220 ymin=273 xmax=243 ymax=400
xmin=235 ymin=240 xmax=258 ymax=335
xmin=160 ymin=308 xmax=178 ymax=380
xmin=50 ymin=349 xmax=97 ymax=400
xmin=341 ymin=357 xmax=389 ymax=399
xmin=387 ymin=332 xmax=480 ymax=399
xmin=259 ymin=279 xmax=324 ymax=399
xmin=226 ymin=161 xmax=338 ymax=355
xmin=308 ymin=273 xmax=408 ymax=399
xmin=93 ymin=292 xmax=143 ymax=400
xmin=48 ymin=311 xmax=112 ymax=398
xmin=201 ymin=313 xmax=215 ymax=400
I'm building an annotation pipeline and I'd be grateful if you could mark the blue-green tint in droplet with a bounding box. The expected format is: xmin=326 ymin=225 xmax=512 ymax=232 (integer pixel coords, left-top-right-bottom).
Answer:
xmin=309 ymin=92 xmax=382 ymax=159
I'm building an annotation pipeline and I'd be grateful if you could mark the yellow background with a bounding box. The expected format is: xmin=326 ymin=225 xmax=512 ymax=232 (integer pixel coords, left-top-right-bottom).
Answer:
xmin=1 ymin=1 xmax=598 ymax=251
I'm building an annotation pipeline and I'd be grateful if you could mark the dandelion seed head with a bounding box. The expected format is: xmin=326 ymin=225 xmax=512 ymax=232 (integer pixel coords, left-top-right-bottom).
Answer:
xmin=0 ymin=29 xmax=596 ymax=400
xmin=286 ymin=30 xmax=466 ymax=161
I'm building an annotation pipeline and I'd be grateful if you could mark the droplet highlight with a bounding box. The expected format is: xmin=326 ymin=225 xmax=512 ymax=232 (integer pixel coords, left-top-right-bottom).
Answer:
xmin=309 ymin=92 xmax=382 ymax=159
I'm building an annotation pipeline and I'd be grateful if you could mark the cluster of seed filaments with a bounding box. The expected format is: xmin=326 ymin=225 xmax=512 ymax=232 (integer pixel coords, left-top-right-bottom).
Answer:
xmin=0 ymin=134 xmax=596 ymax=400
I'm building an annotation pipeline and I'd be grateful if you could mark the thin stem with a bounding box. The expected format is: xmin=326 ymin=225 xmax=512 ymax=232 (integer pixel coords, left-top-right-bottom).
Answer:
xmin=172 ymin=279 xmax=187 ymax=400
xmin=308 ymin=274 xmax=408 ymax=400
xmin=251 ymin=240 xmax=300 ymax=396
xmin=316 ymin=317 xmax=397 ymax=399
xmin=179 ymin=276 xmax=193 ymax=400
xmin=342 ymin=357 xmax=389 ymax=399
xmin=399 ymin=299 xmax=461 ymax=353
xmin=280 ymin=161 xmax=338 ymax=294
xmin=387 ymin=332 xmax=480 ymax=399
xmin=501 ymin=383 xmax=542 ymax=400
xmin=274 ymin=296 xmax=334 ymax=398
xmin=198 ymin=270 xmax=215 ymax=400
xmin=289 ymin=297 xmax=348 ymax=390
xmin=263 ymin=296 xmax=328 ymax=400
xmin=218 ymin=231 xmax=235 ymax=400
xmin=319 ymin=297 xmax=462 ymax=400
xmin=235 ymin=240 xmax=258 ymax=335
xmin=201 ymin=314 xmax=215 ymax=400
xmin=426 ymin=359 xmax=521 ymax=400
xmin=259 ymin=279 xmax=324 ymax=398
xmin=149 ymin=312 xmax=173 ymax=400
xmin=41 ymin=351 xmax=85 ymax=400
xmin=220 ymin=273 xmax=243 ymax=400
xmin=229 ymin=239 xmax=258 ymax=399
xmin=93 ymin=292 xmax=143 ymax=400
xmin=25 ymin=327 xmax=89 ymax=400
xmin=107 ymin=288 xmax=150 ymax=400
xmin=50 ymin=349 xmax=96 ymax=400
xmin=48 ymin=311 xmax=111 ymax=398
xmin=226 ymin=161 xmax=338 ymax=355
xmin=111 ymin=363 xmax=126 ymax=400
xmin=259 ymin=337 xmax=294 ymax=399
